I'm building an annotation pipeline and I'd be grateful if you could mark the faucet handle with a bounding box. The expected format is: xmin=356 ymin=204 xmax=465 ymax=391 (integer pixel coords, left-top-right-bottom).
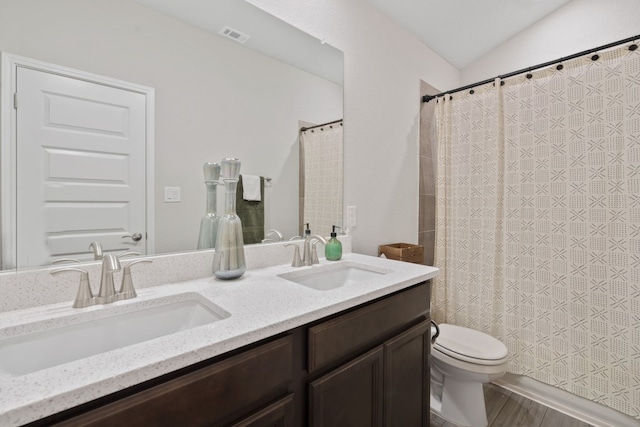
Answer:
xmin=50 ymin=258 xmax=80 ymax=265
xmin=50 ymin=267 xmax=94 ymax=308
xmin=118 ymin=259 xmax=153 ymax=300
xmin=118 ymin=251 xmax=141 ymax=259
xmin=311 ymin=241 xmax=321 ymax=265
xmin=284 ymin=243 xmax=303 ymax=267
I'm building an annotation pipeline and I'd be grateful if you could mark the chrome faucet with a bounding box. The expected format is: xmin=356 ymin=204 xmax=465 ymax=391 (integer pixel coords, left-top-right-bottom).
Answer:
xmin=95 ymin=253 xmax=121 ymax=304
xmin=303 ymin=234 xmax=327 ymax=266
xmin=261 ymin=229 xmax=284 ymax=243
xmin=88 ymin=241 xmax=103 ymax=260
xmin=50 ymin=253 xmax=152 ymax=308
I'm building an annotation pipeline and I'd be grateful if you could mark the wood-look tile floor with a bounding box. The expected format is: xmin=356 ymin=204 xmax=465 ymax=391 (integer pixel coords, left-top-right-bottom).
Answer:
xmin=430 ymin=383 xmax=595 ymax=427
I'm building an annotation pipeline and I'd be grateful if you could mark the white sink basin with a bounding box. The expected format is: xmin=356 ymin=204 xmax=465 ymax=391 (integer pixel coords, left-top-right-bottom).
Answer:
xmin=278 ymin=262 xmax=392 ymax=291
xmin=0 ymin=293 xmax=229 ymax=377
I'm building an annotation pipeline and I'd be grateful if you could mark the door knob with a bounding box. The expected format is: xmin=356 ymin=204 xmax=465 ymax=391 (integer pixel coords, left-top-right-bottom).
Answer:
xmin=122 ymin=232 xmax=143 ymax=242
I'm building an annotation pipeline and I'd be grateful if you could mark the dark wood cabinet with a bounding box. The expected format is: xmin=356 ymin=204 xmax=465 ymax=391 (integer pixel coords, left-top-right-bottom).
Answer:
xmin=309 ymin=347 xmax=384 ymax=427
xmin=384 ymin=320 xmax=430 ymax=427
xmin=48 ymin=336 xmax=294 ymax=427
xmin=308 ymin=283 xmax=430 ymax=374
xmin=31 ymin=282 xmax=430 ymax=427
xmin=307 ymin=283 xmax=430 ymax=427
xmin=308 ymin=319 xmax=430 ymax=427
xmin=231 ymin=394 xmax=295 ymax=427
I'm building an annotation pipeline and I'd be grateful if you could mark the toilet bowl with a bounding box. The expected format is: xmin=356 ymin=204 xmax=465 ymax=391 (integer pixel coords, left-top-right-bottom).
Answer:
xmin=430 ymin=323 xmax=508 ymax=427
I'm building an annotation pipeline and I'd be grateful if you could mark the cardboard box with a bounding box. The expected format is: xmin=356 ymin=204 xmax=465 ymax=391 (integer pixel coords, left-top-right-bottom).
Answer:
xmin=378 ymin=243 xmax=424 ymax=264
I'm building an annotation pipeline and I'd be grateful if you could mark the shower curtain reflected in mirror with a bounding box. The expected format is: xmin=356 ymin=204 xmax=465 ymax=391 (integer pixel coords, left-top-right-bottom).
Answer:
xmin=300 ymin=121 xmax=344 ymax=236
xmin=432 ymin=43 xmax=640 ymax=419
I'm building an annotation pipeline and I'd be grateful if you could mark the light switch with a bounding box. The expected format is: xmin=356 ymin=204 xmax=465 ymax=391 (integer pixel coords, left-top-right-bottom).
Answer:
xmin=164 ymin=187 xmax=181 ymax=203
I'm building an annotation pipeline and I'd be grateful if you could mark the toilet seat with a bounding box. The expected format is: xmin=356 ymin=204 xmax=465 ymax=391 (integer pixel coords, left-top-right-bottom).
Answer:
xmin=433 ymin=324 xmax=508 ymax=366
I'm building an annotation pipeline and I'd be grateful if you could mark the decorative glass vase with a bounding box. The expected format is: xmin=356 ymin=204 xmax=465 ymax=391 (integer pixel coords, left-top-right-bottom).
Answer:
xmin=197 ymin=162 xmax=221 ymax=250
xmin=212 ymin=158 xmax=246 ymax=279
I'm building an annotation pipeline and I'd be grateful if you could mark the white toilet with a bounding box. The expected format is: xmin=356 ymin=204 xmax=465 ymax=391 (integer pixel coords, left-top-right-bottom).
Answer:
xmin=430 ymin=323 xmax=509 ymax=427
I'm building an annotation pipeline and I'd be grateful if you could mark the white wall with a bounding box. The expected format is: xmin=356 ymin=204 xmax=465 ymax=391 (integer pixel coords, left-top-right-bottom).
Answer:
xmin=462 ymin=0 xmax=640 ymax=84
xmin=0 ymin=0 xmax=342 ymax=254
xmin=4 ymin=0 xmax=635 ymax=259
xmin=247 ymin=0 xmax=460 ymax=255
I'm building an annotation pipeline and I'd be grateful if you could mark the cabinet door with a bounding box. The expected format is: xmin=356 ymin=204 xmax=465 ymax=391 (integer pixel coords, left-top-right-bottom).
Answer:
xmin=231 ymin=394 xmax=294 ymax=427
xmin=309 ymin=347 xmax=384 ymax=427
xmin=384 ymin=319 xmax=430 ymax=427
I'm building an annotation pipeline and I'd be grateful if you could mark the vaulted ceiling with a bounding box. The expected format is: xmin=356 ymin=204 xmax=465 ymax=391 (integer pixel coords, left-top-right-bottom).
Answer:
xmin=134 ymin=0 xmax=572 ymax=79
xmin=366 ymin=0 xmax=571 ymax=69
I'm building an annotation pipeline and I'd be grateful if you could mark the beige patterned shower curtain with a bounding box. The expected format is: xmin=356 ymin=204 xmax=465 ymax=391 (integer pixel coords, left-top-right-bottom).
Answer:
xmin=300 ymin=122 xmax=343 ymax=235
xmin=433 ymin=43 xmax=640 ymax=418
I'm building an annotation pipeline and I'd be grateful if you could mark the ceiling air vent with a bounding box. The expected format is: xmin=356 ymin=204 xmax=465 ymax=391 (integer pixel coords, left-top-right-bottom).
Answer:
xmin=219 ymin=26 xmax=250 ymax=44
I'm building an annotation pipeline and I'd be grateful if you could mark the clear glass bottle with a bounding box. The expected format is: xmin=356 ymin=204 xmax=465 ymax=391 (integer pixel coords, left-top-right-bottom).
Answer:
xmin=212 ymin=158 xmax=246 ymax=279
xmin=197 ymin=162 xmax=221 ymax=250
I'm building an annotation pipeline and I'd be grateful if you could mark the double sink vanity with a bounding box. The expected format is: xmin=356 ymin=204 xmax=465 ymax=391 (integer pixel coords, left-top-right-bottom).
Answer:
xmin=0 ymin=244 xmax=438 ymax=426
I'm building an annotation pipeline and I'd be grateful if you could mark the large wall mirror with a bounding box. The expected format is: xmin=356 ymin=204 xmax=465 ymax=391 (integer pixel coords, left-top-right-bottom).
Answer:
xmin=0 ymin=0 xmax=343 ymax=270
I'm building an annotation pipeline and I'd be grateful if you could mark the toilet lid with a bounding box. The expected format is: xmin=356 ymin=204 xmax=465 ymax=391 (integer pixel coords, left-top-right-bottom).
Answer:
xmin=434 ymin=324 xmax=508 ymax=363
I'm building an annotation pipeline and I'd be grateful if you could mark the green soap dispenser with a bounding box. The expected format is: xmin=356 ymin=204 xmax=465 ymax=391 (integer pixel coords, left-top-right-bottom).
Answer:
xmin=325 ymin=225 xmax=342 ymax=261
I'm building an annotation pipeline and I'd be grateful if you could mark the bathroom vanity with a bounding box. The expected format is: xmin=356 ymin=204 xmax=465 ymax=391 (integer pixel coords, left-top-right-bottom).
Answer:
xmin=0 ymin=253 xmax=438 ymax=426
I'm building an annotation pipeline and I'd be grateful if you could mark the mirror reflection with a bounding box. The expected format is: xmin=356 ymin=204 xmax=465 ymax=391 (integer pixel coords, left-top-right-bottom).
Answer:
xmin=0 ymin=0 xmax=344 ymax=270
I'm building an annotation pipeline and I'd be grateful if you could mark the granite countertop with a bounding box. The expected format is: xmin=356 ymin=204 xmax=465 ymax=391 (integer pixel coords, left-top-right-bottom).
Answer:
xmin=0 ymin=253 xmax=438 ymax=426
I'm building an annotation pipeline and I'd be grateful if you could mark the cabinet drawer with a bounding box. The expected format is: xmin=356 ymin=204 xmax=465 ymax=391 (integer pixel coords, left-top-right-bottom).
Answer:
xmin=308 ymin=282 xmax=429 ymax=373
xmin=231 ymin=394 xmax=294 ymax=427
xmin=55 ymin=335 xmax=293 ymax=427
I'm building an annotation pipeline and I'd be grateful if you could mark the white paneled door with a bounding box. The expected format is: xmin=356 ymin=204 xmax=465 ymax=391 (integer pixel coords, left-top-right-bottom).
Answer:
xmin=16 ymin=66 xmax=147 ymax=267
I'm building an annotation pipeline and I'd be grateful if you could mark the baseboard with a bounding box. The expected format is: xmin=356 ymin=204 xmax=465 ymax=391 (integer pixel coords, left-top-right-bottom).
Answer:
xmin=493 ymin=373 xmax=640 ymax=427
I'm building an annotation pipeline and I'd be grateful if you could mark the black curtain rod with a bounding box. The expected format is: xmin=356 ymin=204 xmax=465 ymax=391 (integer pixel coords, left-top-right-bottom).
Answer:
xmin=422 ymin=33 xmax=640 ymax=103
xmin=300 ymin=119 xmax=343 ymax=132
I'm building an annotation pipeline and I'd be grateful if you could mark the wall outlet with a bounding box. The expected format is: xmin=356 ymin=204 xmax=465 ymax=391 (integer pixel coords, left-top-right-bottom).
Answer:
xmin=347 ymin=205 xmax=357 ymax=229
xmin=164 ymin=187 xmax=181 ymax=202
